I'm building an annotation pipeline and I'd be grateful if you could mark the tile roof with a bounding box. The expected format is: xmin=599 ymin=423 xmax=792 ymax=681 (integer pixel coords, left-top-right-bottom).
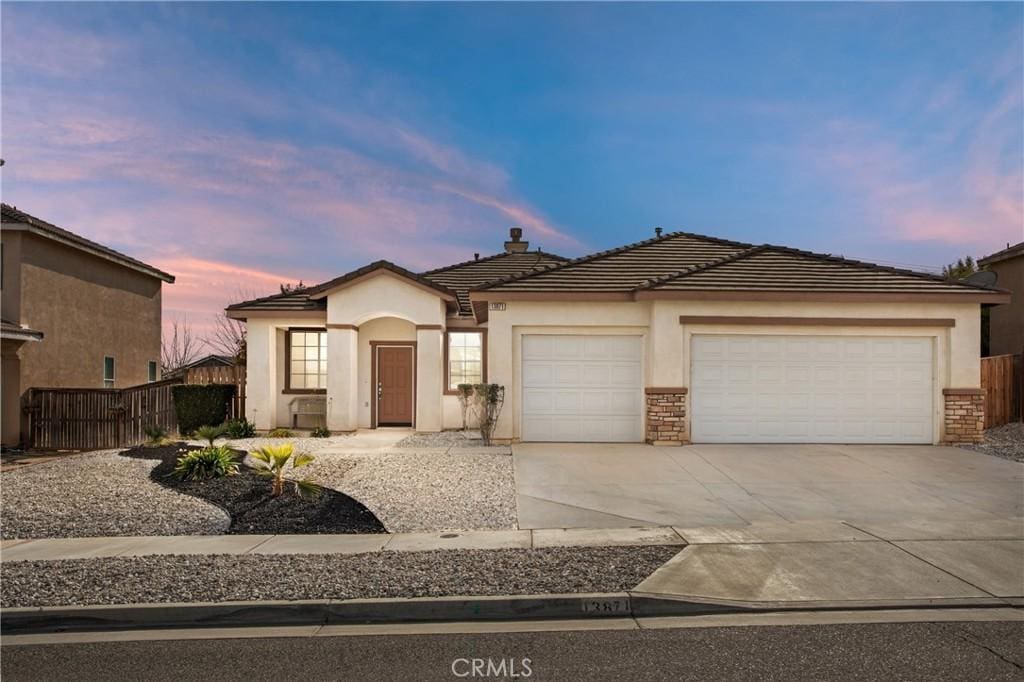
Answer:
xmin=0 ymin=318 xmax=43 ymax=341
xmin=639 ymin=245 xmax=1003 ymax=295
xmin=227 ymin=251 xmax=567 ymax=317
xmin=1 ymin=203 xmax=175 ymax=282
xmin=422 ymin=250 xmax=568 ymax=315
xmin=473 ymin=231 xmax=751 ymax=292
xmin=306 ymin=260 xmax=458 ymax=301
xmin=225 ymin=289 xmax=325 ymax=314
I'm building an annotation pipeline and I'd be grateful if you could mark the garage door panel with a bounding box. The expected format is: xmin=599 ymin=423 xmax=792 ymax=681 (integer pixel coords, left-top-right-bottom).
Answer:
xmin=692 ymin=335 xmax=933 ymax=444
xmin=522 ymin=334 xmax=642 ymax=443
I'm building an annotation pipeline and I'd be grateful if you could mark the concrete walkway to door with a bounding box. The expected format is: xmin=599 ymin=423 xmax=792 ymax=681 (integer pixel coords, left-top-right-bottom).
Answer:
xmin=513 ymin=442 xmax=1024 ymax=530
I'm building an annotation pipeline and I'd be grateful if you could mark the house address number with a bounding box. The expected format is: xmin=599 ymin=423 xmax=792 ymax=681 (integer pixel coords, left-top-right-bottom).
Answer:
xmin=581 ymin=597 xmax=628 ymax=614
xmin=488 ymin=302 xmax=507 ymax=311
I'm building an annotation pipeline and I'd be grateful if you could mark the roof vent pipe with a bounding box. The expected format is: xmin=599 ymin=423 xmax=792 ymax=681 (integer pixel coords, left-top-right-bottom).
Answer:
xmin=654 ymin=227 xmax=663 ymax=237
xmin=474 ymin=253 xmax=480 ymax=260
xmin=504 ymin=227 xmax=529 ymax=253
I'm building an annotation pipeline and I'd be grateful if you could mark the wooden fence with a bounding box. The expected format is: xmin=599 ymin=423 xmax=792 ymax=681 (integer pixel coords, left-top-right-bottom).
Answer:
xmin=22 ymin=378 xmax=182 ymax=450
xmin=22 ymin=364 xmax=247 ymax=450
xmin=183 ymin=364 xmax=246 ymax=420
xmin=981 ymin=353 xmax=1023 ymax=429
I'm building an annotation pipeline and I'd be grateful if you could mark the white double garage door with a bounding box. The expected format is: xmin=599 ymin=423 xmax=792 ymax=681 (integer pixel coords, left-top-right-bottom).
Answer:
xmin=520 ymin=333 xmax=934 ymax=444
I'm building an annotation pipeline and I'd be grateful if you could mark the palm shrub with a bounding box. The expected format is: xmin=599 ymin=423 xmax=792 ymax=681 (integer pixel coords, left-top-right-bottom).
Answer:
xmin=249 ymin=443 xmax=321 ymax=499
xmin=223 ymin=418 xmax=256 ymax=439
xmin=194 ymin=424 xmax=227 ymax=447
xmin=472 ymin=383 xmax=505 ymax=446
xmin=174 ymin=445 xmax=240 ymax=481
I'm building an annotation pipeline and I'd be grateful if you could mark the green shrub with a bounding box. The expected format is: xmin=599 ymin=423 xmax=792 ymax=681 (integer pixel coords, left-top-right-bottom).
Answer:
xmin=472 ymin=383 xmax=506 ymax=446
xmin=310 ymin=426 xmax=331 ymax=438
xmin=223 ymin=417 xmax=256 ymax=439
xmin=173 ymin=445 xmax=240 ymax=481
xmin=142 ymin=424 xmax=169 ymax=446
xmin=267 ymin=427 xmax=294 ymax=438
xmin=194 ymin=424 xmax=226 ymax=447
xmin=249 ymin=443 xmax=321 ymax=498
xmin=172 ymin=384 xmax=235 ymax=435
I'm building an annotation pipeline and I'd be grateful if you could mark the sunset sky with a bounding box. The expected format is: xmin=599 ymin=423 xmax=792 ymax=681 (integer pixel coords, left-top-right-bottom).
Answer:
xmin=2 ymin=2 xmax=1022 ymax=341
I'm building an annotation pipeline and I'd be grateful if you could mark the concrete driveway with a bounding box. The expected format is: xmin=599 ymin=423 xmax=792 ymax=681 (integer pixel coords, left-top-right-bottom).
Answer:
xmin=513 ymin=443 xmax=1024 ymax=530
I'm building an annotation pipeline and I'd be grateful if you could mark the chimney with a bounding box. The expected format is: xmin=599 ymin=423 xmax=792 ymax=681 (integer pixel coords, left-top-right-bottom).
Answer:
xmin=474 ymin=253 xmax=480 ymax=260
xmin=654 ymin=227 xmax=663 ymax=238
xmin=504 ymin=227 xmax=529 ymax=253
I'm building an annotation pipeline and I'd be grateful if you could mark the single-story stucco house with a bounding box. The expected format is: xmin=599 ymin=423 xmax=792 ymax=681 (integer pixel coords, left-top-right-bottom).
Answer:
xmin=226 ymin=227 xmax=1009 ymax=445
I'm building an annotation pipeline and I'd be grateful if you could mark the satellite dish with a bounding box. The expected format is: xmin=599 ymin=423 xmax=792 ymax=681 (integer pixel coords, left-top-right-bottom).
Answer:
xmin=964 ymin=271 xmax=998 ymax=288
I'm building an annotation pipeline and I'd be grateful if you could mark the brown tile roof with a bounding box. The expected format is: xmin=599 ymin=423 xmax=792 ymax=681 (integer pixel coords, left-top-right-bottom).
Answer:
xmin=422 ymin=250 xmax=568 ymax=315
xmin=227 ymin=251 xmax=567 ymax=317
xmin=305 ymin=260 xmax=459 ymax=302
xmin=474 ymin=231 xmax=751 ymax=293
xmin=639 ymin=245 xmax=1004 ymax=295
xmin=1 ymin=203 xmax=175 ymax=282
xmin=0 ymin=318 xmax=43 ymax=341
xmin=225 ymin=289 xmax=325 ymax=314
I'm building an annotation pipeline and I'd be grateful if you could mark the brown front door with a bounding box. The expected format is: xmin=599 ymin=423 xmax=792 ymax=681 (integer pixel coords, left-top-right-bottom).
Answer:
xmin=377 ymin=346 xmax=414 ymax=426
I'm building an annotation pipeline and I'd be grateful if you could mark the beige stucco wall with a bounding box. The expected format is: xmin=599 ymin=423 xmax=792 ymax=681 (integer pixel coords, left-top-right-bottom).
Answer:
xmin=326 ymin=272 xmax=446 ymax=327
xmin=986 ymin=257 xmax=1022 ymax=356
xmin=9 ymin=232 xmax=163 ymax=390
xmin=2 ymin=340 xmax=25 ymax=446
xmin=248 ymin=273 xmax=449 ymax=431
xmin=485 ymin=298 xmax=983 ymax=444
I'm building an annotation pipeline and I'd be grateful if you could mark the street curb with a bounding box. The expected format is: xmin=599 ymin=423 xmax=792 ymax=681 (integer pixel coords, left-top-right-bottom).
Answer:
xmin=3 ymin=592 xmax=1015 ymax=635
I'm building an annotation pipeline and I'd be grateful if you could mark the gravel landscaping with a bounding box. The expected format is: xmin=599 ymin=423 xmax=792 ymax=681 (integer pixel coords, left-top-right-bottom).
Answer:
xmin=323 ymin=449 xmax=517 ymax=532
xmin=959 ymin=422 xmax=1024 ymax=463
xmin=188 ymin=433 xmax=355 ymax=454
xmin=0 ymin=545 xmax=682 ymax=607
xmin=396 ymin=430 xmax=509 ymax=452
xmin=0 ymin=451 xmax=230 ymax=539
xmin=122 ymin=444 xmax=384 ymax=535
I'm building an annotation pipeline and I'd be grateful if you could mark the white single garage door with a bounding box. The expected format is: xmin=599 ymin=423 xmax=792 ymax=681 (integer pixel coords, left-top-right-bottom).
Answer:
xmin=521 ymin=335 xmax=643 ymax=442
xmin=691 ymin=335 xmax=933 ymax=444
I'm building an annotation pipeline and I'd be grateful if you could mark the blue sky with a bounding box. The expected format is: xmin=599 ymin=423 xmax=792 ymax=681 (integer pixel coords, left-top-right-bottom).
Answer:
xmin=2 ymin=2 xmax=1022 ymax=330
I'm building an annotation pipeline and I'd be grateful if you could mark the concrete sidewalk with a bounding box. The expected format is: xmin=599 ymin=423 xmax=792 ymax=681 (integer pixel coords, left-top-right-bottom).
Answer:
xmin=3 ymin=520 xmax=1021 ymax=609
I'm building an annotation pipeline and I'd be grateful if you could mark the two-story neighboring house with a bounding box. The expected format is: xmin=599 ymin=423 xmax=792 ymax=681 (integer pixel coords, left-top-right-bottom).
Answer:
xmin=979 ymin=241 xmax=1023 ymax=357
xmin=1 ymin=204 xmax=175 ymax=447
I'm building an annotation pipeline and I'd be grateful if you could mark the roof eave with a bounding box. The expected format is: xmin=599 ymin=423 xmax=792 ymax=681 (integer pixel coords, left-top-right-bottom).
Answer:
xmin=4 ymin=221 xmax=176 ymax=283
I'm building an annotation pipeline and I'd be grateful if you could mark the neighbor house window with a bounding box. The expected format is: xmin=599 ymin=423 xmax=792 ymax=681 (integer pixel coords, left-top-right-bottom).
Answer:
xmin=103 ymin=356 xmax=115 ymax=388
xmin=447 ymin=331 xmax=484 ymax=391
xmin=148 ymin=361 xmax=158 ymax=383
xmin=287 ymin=329 xmax=327 ymax=391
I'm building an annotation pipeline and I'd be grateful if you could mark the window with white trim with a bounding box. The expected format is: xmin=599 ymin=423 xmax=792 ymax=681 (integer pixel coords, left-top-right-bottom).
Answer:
xmin=447 ymin=331 xmax=483 ymax=390
xmin=288 ymin=330 xmax=327 ymax=390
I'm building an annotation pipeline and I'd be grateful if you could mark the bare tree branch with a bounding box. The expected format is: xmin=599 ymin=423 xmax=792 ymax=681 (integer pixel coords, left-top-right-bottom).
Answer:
xmin=161 ymin=317 xmax=202 ymax=372
xmin=206 ymin=314 xmax=247 ymax=364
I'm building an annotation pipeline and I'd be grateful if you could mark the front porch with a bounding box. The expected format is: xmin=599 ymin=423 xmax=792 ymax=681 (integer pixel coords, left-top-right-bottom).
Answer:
xmin=240 ymin=264 xmax=458 ymax=433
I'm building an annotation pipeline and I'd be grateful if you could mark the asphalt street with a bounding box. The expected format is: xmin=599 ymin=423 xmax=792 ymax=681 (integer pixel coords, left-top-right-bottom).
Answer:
xmin=3 ymin=620 xmax=1023 ymax=681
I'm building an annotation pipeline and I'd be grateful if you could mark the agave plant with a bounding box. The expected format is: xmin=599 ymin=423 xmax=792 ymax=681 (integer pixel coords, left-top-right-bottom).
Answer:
xmin=194 ymin=424 xmax=227 ymax=447
xmin=248 ymin=443 xmax=321 ymax=499
xmin=174 ymin=445 xmax=239 ymax=481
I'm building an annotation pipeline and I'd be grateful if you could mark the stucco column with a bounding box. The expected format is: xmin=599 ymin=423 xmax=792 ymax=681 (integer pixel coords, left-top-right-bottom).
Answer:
xmin=415 ymin=327 xmax=443 ymax=432
xmin=327 ymin=327 xmax=359 ymax=432
xmin=1 ymin=341 xmax=24 ymax=447
xmin=245 ymin=319 xmax=279 ymax=430
xmin=488 ymin=316 xmax=514 ymax=442
xmin=649 ymin=301 xmax=684 ymax=387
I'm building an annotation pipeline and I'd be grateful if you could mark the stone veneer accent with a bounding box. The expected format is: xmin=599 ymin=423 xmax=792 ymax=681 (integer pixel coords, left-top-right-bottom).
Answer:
xmin=645 ymin=387 xmax=688 ymax=445
xmin=942 ymin=388 xmax=985 ymax=444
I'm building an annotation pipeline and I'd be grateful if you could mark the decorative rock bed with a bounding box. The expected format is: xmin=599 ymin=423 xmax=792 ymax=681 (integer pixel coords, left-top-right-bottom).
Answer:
xmin=0 ymin=545 xmax=682 ymax=607
xmin=0 ymin=451 xmax=230 ymax=539
xmin=121 ymin=444 xmax=385 ymax=535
